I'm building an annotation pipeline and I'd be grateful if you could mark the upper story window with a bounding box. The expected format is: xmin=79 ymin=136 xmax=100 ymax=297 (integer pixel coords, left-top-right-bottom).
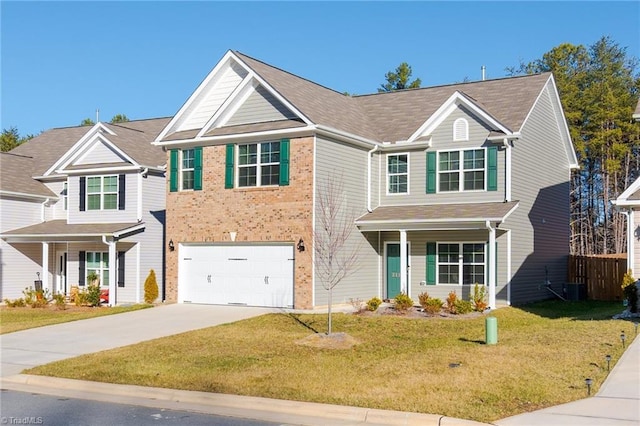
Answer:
xmin=181 ymin=149 xmax=195 ymax=190
xmin=87 ymin=175 xmax=118 ymax=210
xmin=238 ymin=141 xmax=280 ymax=187
xmin=169 ymin=147 xmax=202 ymax=192
xmin=224 ymin=139 xmax=290 ymax=189
xmin=453 ymin=118 xmax=469 ymax=141
xmin=387 ymin=153 xmax=409 ymax=194
xmin=79 ymin=175 xmax=125 ymax=211
xmin=438 ymin=149 xmax=485 ymax=192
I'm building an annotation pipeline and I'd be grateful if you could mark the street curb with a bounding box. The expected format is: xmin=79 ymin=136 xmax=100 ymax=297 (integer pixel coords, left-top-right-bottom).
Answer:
xmin=0 ymin=374 xmax=491 ymax=426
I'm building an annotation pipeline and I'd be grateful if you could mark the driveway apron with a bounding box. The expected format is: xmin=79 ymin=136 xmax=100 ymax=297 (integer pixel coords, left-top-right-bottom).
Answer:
xmin=1 ymin=304 xmax=274 ymax=377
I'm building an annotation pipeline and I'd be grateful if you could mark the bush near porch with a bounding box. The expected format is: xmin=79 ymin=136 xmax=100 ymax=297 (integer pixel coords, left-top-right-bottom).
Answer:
xmin=26 ymin=300 xmax=636 ymax=423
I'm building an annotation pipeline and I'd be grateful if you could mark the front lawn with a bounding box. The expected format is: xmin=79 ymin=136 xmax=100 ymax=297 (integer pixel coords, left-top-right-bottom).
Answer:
xmin=0 ymin=304 xmax=152 ymax=334
xmin=25 ymin=301 xmax=636 ymax=422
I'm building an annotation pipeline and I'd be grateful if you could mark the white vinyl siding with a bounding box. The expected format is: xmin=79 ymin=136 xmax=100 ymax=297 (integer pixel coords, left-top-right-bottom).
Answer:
xmin=178 ymin=62 xmax=248 ymax=132
xmin=226 ymin=86 xmax=295 ymax=126
xmin=508 ymin=82 xmax=571 ymax=304
xmin=69 ymin=174 xmax=137 ymax=224
xmin=314 ymin=136 xmax=379 ymax=306
xmin=74 ymin=140 xmax=124 ymax=165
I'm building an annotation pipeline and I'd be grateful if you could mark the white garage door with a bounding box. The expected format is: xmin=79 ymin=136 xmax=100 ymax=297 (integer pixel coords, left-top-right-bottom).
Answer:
xmin=179 ymin=244 xmax=294 ymax=308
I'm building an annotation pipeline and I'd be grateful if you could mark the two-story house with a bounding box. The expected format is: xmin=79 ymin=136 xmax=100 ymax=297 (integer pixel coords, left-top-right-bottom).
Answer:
xmin=0 ymin=118 xmax=169 ymax=305
xmin=153 ymin=50 xmax=577 ymax=310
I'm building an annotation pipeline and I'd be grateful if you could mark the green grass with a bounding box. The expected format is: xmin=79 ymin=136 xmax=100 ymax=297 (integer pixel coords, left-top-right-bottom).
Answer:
xmin=0 ymin=304 xmax=152 ymax=334
xmin=25 ymin=300 xmax=636 ymax=422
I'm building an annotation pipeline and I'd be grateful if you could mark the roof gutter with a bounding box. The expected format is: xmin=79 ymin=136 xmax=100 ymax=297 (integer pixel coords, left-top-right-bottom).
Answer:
xmin=151 ymin=125 xmax=316 ymax=147
xmin=313 ymin=125 xmax=379 ymax=149
xmin=0 ymin=190 xmax=57 ymax=201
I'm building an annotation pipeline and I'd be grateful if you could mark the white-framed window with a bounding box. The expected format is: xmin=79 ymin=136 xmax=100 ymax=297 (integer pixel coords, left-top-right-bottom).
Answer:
xmin=453 ymin=118 xmax=469 ymax=141
xmin=387 ymin=153 xmax=409 ymax=194
xmin=437 ymin=242 xmax=485 ymax=285
xmin=180 ymin=148 xmax=195 ymax=190
xmin=87 ymin=175 xmax=118 ymax=210
xmin=86 ymin=252 xmax=109 ymax=287
xmin=438 ymin=148 xmax=485 ymax=192
xmin=238 ymin=141 xmax=280 ymax=187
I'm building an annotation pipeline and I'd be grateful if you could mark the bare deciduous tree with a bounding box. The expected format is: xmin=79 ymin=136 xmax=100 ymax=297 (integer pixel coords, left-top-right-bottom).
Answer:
xmin=313 ymin=175 xmax=359 ymax=335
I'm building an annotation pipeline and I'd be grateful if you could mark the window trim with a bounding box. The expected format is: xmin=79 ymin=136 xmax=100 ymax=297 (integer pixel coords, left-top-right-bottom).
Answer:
xmin=236 ymin=141 xmax=281 ymax=188
xmin=435 ymin=241 xmax=486 ymax=286
xmin=436 ymin=148 xmax=487 ymax=193
xmin=180 ymin=148 xmax=195 ymax=191
xmin=86 ymin=175 xmax=118 ymax=211
xmin=386 ymin=152 xmax=410 ymax=195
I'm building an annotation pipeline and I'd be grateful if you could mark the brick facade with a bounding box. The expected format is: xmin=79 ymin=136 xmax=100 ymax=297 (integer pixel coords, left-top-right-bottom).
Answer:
xmin=165 ymin=136 xmax=314 ymax=308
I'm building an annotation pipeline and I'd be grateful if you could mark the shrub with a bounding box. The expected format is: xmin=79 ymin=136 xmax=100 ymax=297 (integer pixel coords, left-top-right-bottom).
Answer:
xmin=53 ymin=293 xmax=67 ymax=310
xmin=454 ymin=299 xmax=474 ymax=315
xmin=85 ymin=283 xmax=101 ymax=307
xmin=366 ymin=296 xmax=382 ymax=312
xmin=23 ymin=286 xmax=50 ymax=308
xmin=144 ymin=269 xmax=159 ymax=304
xmin=424 ymin=298 xmax=443 ymax=315
xmin=87 ymin=271 xmax=100 ymax=286
xmin=621 ymin=270 xmax=638 ymax=313
xmin=394 ymin=293 xmax=414 ymax=312
xmin=4 ymin=297 xmax=26 ymax=308
xmin=446 ymin=291 xmax=458 ymax=314
xmin=471 ymin=283 xmax=488 ymax=312
xmin=418 ymin=292 xmax=430 ymax=309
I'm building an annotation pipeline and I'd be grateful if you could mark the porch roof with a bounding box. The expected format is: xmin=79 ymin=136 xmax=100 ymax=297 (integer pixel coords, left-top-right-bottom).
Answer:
xmin=355 ymin=201 xmax=519 ymax=231
xmin=0 ymin=220 xmax=144 ymax=242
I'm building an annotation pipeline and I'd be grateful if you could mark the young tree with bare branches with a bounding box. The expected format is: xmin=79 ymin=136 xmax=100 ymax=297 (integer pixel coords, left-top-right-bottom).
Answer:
xmin=313 ymin=175 xmax=359 ymax=335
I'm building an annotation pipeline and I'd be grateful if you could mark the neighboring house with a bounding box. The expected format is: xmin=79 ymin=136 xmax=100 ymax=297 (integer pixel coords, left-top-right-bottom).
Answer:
xmin=614 ymin=99 xmax=640 ymax=278
xmin=153 ymin=50 xmax=577 ymax=310
xmin=0 ymin=118 xmax=170 ymax=304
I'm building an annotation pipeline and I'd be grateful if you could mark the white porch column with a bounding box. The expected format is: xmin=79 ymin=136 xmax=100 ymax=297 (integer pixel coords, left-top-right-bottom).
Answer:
xmin=103 ymin=236 xmax=117 ymax=306
xmin=487 ymin=221 xmax=496 ymax=309
xmin=629 ymin=209 xmax=635 ymax=277
xmin=400 ymin=230 xmax=408 ymax=294
xmin=41 ymin=242 xmax=49 ymax=292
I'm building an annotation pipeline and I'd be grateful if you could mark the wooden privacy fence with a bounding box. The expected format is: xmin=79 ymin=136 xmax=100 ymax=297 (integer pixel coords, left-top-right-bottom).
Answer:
xmin=567 ymin=255 xmax=627 ymax=301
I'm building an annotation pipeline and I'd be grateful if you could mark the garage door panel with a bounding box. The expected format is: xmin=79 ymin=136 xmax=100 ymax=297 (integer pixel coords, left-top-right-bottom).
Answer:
xmin=180 ymin=244 xmax=294 ymax=308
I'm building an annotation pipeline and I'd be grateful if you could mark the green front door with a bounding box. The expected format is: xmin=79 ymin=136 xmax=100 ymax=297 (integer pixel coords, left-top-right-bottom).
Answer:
xmin=386 ymin=244 xmax=401 ymax=299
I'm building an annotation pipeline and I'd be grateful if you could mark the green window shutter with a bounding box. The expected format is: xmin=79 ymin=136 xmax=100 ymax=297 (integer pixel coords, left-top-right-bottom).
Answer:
xmin=279 ymin=139 xmax=290 ymax=186
xmin=194 ymin=146 xmax=203 ymax=191
xmin=225 ymin=144 xmax=234 ymax=189
xmin=169 ymin=150 xmax=178 ymax=192
xmin=487 ymin=146 xmax=497 ymax=191
xmin=426 ymin=242 xmax=436 ymax=285
xmin=426 ymin=151 xmax=436 ymax=193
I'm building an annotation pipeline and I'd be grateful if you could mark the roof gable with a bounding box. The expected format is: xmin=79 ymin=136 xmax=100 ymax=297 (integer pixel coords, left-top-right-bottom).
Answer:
xmin=156 ymin=51 xmax=311 ymax=143
xmin=406 ymin=91 xmax=512 ymax=143
xmin=616 ymin=176 xmax=640 ymax=206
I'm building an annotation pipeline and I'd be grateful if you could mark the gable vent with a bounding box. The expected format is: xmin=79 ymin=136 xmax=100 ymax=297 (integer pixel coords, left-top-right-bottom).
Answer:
xmin=453 ymin=118 xmax=469 ymax=141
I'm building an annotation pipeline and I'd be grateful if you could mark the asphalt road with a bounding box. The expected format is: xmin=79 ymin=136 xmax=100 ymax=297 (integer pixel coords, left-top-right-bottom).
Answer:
xmin=0 ymin=389 xmax=285 ymax=426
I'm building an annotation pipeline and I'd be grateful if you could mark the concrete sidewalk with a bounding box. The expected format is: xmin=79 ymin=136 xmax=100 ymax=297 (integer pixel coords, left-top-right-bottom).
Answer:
xmin=495 ymin=330 xmax=640 ymax=425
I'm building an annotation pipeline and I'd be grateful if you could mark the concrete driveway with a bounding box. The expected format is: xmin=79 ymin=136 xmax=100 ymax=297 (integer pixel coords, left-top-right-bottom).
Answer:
xmin=1 ymin=303 xmax=274 ymax=377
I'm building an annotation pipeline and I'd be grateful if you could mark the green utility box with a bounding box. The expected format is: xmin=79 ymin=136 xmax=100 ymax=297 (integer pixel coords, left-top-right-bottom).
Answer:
xmin=485 ymin=316 xmax=498 ymax=345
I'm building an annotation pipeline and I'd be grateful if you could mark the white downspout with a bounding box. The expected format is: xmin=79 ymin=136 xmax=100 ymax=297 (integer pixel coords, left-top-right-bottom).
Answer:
xmin=41 ymin=242 xmax=49 ymax=292
xmin=503 ymin=139 xmax=511 ymax=202
xmin=102 ymin=235 xmax=117 ymax=306
xmin=367 ymin=145 xmax=379 ymax=212
xmin=486 ymin=220 xmax=496 ymax=309
xmin=506 ymin=229 xmax=512 ymax=306
xmin=630 ymin=209 xmax=635 ymax=277
xmin=41 ymin=198 xmax=50 ymax=222
xmin=137 ymin=172 xmax=143 ymax=222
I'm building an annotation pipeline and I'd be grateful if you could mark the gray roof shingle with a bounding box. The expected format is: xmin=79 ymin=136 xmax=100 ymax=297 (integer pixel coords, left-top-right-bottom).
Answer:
xmin=0 ymin=153 xmax=56 ymax=197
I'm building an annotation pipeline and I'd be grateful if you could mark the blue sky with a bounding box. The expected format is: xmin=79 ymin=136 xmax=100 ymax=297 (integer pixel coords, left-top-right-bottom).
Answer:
xmin=2 ymin=1 xmax=639 ymax=137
